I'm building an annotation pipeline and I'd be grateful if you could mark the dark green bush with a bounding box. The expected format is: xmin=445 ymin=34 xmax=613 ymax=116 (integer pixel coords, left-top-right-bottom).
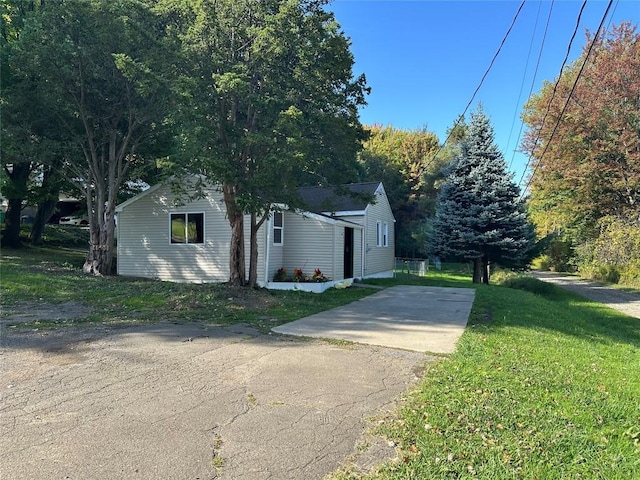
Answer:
xmin=20 ymin=224 xmax=90 ymax=247
xmin=496 ymin=274 xmax=556 ymax=296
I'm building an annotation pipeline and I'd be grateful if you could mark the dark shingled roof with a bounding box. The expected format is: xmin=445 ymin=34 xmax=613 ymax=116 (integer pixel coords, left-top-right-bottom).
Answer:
xmin=296 ymin=182 xmax=381 ymax=214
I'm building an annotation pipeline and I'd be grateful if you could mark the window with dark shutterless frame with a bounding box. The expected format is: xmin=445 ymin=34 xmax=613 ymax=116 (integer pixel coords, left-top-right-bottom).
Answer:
xmin=170 ymin=213 xmax=204 ymax=244
xmin=273 ymin=211 xmax=283 ymax=245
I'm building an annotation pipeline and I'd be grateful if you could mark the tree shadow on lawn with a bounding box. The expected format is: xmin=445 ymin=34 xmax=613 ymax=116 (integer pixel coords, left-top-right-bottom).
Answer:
xmin=471 ymin=283 xmax=640 ymax=349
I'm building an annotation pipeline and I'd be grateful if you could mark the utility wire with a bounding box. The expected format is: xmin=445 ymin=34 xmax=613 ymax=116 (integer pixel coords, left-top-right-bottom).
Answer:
xmin=427 ymin=0 xmax=526 ymax=166
xmin=519 ymin=0 xmax=615 ymax=198
xmin=516 ymin=0 xmax=588 ymax=190
xmin=506 ymin=0 xmax=544 ymax=169
xmin=508 ymin=0 xmax=555 ymax=170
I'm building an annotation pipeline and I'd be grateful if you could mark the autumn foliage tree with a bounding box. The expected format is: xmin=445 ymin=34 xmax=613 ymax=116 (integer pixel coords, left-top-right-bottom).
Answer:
xmin=522 ymin=23 xmax=640 ymax=241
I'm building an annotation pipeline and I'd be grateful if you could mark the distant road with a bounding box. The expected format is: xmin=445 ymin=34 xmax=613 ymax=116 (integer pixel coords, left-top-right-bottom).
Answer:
xmin=531 ymin=271 xmax=640 ymax=320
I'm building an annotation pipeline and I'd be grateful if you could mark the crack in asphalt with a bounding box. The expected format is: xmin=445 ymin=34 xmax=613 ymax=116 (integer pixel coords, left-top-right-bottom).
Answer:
xmin=2 ymin=323 xmax=427 ymax=480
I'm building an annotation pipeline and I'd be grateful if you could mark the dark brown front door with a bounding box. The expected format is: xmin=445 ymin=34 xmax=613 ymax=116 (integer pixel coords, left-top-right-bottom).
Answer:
xmin=344 ymin=227 xmax=354 ymax=278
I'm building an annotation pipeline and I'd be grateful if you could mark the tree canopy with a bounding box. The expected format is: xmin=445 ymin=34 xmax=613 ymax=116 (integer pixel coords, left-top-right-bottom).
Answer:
xmin=429 ymin=109 xmax=534 ymax=284
xmin=165 ymin=0 xmax=368 ymax=285
xmin=521 ymin=22 xmax=640 ymax=241
xmin=8 ymin=0 xmax=176 ymax=273
xmin=357 ymin=125 xmax=444 ymax=258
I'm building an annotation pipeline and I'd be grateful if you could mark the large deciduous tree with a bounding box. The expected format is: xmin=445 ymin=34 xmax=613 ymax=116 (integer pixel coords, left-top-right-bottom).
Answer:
xmin=357 ymin=125 xmax=443 ymax=258
xmin=167 ymin=0 xmax=368 ymax=286
xmin=429 ymin=109 xmax=534 ymax=284
xmin=522 ymin=23 xmax=640 ymax=241
xmin=11 ymin=0 xmax=174 ymax=273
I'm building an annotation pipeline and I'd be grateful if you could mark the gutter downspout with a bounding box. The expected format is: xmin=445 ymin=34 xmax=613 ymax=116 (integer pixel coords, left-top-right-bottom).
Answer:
xmin=361 ymin=227 xmax=365 ymax=278
xmin=264 ymin=213 xmax=272 ymax=286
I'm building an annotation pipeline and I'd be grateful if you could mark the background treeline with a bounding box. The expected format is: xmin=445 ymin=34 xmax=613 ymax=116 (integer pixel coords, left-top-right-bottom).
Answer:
xmin=522 ymin=23 xmax=640 ymax=287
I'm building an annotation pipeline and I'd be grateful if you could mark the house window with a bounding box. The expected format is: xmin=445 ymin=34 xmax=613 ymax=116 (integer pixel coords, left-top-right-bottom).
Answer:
xmin=273 ymin=211 xmax=283 ymax=245
xmin=383 ymin=222 xmax=389 ymax=247
xmin=170 ymin=213 xmax=204 ymax=244
xmin=376 ymin=221 xmax=382 ymax=247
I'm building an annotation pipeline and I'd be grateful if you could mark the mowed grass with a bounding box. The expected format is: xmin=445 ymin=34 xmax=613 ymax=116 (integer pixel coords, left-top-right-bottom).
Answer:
xmin=0 ymin=246 xmax=372 ymax=330
xmin=334 ymin=274 xmax=640 ymax=479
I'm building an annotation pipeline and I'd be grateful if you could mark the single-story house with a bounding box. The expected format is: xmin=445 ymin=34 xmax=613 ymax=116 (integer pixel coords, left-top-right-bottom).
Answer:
xmin=115 ymin=178 xmax=395 ymax=291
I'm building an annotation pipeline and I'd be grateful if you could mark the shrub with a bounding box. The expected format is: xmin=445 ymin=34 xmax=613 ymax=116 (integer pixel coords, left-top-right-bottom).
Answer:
xmin=273 ymin=267 xmax=287 ymax=282
xmin=575 ymin=215 xmax=640 ymax=287
xmin=494 ymin=274 xmax=556 ymax=296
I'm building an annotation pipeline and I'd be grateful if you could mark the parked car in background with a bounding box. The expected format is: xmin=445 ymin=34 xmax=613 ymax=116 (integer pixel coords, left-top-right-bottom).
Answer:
xmin=49 ymin=198 xmax=89 ymax=226
xmin=59 ymin=215 xmax=89 ymax=226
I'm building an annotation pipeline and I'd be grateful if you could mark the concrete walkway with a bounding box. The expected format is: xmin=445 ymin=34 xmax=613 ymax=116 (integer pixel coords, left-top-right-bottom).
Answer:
xmin=273 ymin=285 xmax=476 ymax=353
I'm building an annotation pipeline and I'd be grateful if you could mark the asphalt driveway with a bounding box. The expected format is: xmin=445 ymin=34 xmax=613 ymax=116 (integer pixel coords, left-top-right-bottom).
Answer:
xmin=0 ymin=286 xmax=475 ymax=479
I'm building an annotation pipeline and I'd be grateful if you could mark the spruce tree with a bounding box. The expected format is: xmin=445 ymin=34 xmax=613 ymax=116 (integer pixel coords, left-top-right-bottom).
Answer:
xmin=429 ymin=108 xmax=534 ymax=284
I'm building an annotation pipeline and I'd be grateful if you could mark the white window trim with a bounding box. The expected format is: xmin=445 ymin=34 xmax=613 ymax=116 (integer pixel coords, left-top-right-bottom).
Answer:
xmin=383 ymin=222 xmax=389 ymax=247
xmin=169 ymin=212 xmax=205 ymax=245
xmin=273 ymin=211 xmax=283 ymax=246
xmin=376 ymin=220 xmax=382 ymax=247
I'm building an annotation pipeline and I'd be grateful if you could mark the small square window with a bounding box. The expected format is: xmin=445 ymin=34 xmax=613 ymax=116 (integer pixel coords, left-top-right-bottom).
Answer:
xmin=171 ymin=213 xmax=204 ymax=244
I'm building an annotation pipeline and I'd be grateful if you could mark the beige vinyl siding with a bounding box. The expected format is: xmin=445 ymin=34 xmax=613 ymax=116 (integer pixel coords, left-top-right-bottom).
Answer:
xmin=332 ymin=226 xmax=345 ymax=280
xmin=281 ymin=213 xmax=340 ymax=281
xmin=117 ymin=184 xmax=265 ymax=283
xmin=362 ymin=188 xmax=395 ymax=277
xmin=337 ymin=189 xmax=394 ymax=278
xmin=266 ymin=214 xmax=284 ymax=282
xmin=352 ymin=228 xmax=363 ymax=278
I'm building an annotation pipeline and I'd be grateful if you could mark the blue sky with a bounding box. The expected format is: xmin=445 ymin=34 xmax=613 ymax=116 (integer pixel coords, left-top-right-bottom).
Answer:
xmin=328 ymin=0 xmax=638 ymax=188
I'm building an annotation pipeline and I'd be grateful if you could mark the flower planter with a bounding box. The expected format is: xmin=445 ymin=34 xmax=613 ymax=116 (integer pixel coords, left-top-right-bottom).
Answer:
xmin=266 ymin=279 xmax=352 ymax=294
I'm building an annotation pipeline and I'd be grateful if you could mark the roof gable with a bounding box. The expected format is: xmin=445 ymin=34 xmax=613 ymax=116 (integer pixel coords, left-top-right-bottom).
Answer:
xmin=296 ymin=182 xmax=381 ymax=214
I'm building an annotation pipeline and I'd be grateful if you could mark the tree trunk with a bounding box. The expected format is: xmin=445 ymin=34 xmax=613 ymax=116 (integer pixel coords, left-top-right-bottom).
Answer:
xmin=227 ymin=212 xmax=246 ymax=285
xmin=472 ymin=257 xmax=483 ymax=284
xmin=30 ymin=164 xmax=62 ymax=245
xmin=2 ymin=198 xmax=25 ymax=248
xmin=248 ymin=213 xmax=259 ymax=288
xmin=29 ymin=197 xmax=57 ymax=245
xmin=248 ymin=212 xmax=268 ymax=288
xmin=223 ymin=184 xmax=246 ymax=286
xmin=482 ymin=256 xmax=490 ymax=284
xmin=83 ymin=212 xmax=116 ymax=276
xmin=1 ymin=162 xmax=31 ymax=248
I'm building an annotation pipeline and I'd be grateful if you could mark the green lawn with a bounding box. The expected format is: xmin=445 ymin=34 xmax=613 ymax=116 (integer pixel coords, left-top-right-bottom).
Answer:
xmin=335 ymin=275 xmax=640 ymax=479
xmin=0 ymin=246 xmax=372 ymax=331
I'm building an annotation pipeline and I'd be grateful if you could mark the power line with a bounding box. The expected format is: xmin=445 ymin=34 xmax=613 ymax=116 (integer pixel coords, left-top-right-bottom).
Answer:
xmin=508 ymin=0 xmax=555 ymax=171
xmin=519 ymin=0 xmax=615 ymax=199
xmin=427 ymin=0 xmax=526 ymax=166
xmin=516 ymin=0 xmax=588 ymax=190
xmin=506 ymin=0 xmax=544 ymax=169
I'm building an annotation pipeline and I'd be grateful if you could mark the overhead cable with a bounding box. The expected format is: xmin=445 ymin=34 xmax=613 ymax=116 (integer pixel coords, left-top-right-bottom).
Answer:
xmin=516 ymin=0 xmax=588 ymax=190
xmin=427 ymin=0 xmax=526 ymax=167
xmin=519 ymin=0 xmax=615 ymax=198
xmin=507 ymin=0 xmax=555 ymax=170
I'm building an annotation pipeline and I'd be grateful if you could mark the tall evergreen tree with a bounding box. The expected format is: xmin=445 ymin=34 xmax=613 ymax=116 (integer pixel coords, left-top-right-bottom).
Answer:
xmin=429 ymin=109 xmax=534 ymax=284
